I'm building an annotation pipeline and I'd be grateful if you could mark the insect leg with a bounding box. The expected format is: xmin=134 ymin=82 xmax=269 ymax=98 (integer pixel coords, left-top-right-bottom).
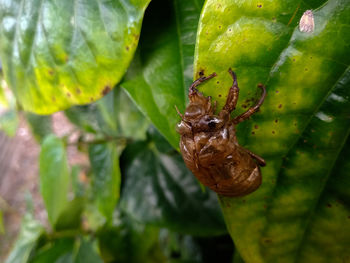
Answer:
xmin=222 ymin=68 xmax=239 ymax=113
xmin=233 ymin=84 xmax=266 ymax=124
xmin=174 ymin=105 xmax=184 ymax=119
xmin=242 ymin=147 xmax=266 ymax=166
xmin=189 ymin=72 xmax=217 ymax=96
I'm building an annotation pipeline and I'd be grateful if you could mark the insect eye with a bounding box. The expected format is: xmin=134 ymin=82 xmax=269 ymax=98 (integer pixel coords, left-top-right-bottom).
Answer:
xmin=208 ymin=121 xmax=216 ymax=129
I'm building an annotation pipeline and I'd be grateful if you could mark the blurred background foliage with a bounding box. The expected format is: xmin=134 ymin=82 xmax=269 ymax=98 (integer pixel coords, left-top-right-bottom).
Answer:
xmin=0 ymin=0 xmax=349 ymax=262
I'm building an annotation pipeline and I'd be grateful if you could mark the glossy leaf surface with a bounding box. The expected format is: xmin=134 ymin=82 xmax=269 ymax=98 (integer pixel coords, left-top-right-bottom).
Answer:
xmin=0 ymin=0 xmax=150 ymax=114
xmin=195 ymin=0 xmax=350 ymax=262
xmin=119 ymin=128 xmax=226 ymax=236
xmin=89 ymin=142 xmax=121 ymax=223
xmin=122 ymin=0 xmax=205 ymax=149
xmin=39 ymin=135 xmax=70 ymax=226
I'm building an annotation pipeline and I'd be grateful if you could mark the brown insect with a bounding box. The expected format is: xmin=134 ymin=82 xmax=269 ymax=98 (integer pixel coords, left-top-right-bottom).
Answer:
xmin=176 ymin=69 xmax=266 ymax=197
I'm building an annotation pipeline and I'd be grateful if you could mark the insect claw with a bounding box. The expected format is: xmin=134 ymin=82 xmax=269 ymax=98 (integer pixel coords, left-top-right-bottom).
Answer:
xmin=228 ymin=68 xmax=237 ymax=86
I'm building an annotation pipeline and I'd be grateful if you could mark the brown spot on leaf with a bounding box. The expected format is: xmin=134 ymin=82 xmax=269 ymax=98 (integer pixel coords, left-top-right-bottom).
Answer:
xmin=274 ymin=119 xmax=278 ymax=123
xmin=278 ymin=104 xmax=282 ymax=109
xmin=251 ymin=131 xmax=255 ymax=135
xmin=327 ymin=203 xmax=332 ymax=208
xmin=272 ymin=130 xmax=275 ymax=134
xmin=66 ymin=92 xmax=71 ymax=97
xmin=264 ymin=239 xmax=272 ymax=243
xmin=257 ymin=4 xmax=262 ymax=8
xmin=48 ymin=70 xmax=54 ymax=75
xmin=254 ymin=124 xmax=259 ymax=129
xmin=102 ymin=85 xmax=111 ymax=96
xmin=218 ymin=94 xmax=222 ymax=97
xmin=76 ymin=88 xmax=81 ymax=94
xmin=126 ymin=46 xmax=130 ymax=51
xmin=199 ymin=69 xmax=205 ymax=77
xmin=276 ymin=90 xmax=279 ymax=93
xmin=90 ymin=97 xmax=94 ymax=102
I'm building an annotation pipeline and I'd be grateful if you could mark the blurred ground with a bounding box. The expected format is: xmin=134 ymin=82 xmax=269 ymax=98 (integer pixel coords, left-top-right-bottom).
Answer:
xmin=0 ymin=112 xmax=88 ymax=261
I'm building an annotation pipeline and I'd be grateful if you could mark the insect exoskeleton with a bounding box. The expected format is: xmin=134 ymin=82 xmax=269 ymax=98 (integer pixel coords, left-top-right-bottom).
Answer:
xmin=176 ymin=69 xmax=266 ymax=197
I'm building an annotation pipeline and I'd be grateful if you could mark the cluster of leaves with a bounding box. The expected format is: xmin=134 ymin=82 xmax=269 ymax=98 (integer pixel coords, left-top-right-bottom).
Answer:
xmin=0 ymin=0 xmax=349 ymax=262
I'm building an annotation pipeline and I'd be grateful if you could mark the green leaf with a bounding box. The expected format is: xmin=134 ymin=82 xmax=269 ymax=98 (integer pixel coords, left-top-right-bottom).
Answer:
xmin=98 ymin=213 xmax=166 ymax=263
xmin=39 ymin=135 xmax=70 ymax=226
xmin=119 ymin=128 xmax=226 ymax=236
xmin=159 ymin=230 xmax=234 ymax=263
xmin=122 ymin=0 xmax=205 ymax=149
xmin=74 ymin=238 xmax=103 ymax=263
xmin=55 ymin=198 xmax=85 ymax=231
xmin=65 ymin=87 xmax=149 ymax=139
xmin=64 ymin=104 xmax=100 ymax=134
xmin=5 ymin=213 xmax=44 ymax=263
xmin=0 ymin=0 xmax=150 ymax=114
xmin=26 ymin=113 xmax=52 ymax=142
xmin=29 ymin=238 xmax=75 ymax=263
xmin=89 ymin=142 xmax=122 ymax=223
xmin=116 ymin=87 xmax=149 ymax=140
xmin=0 ymin=108 xmax=18 ymax=137
xmin=71 ymin=165 xmax=85 ymax=198
xmin=194 ymin=0 xmax=350 ymax=262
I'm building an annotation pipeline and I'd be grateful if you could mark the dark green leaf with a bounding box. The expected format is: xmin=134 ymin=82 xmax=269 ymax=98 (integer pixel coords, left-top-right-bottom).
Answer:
xmin=89 ymin=142 xmax=122 ymax=223
xmin=5 ymin=213 xmax=44 ymax=263
xmin=116 ymin=87 xmax=149 ymax=140
xmin=55 ymin=198 xmax=85 ymax=231
xmin=193 ymin=0 xmax=350 ymax=261
xmin=71 ymin=165 xmax=85 ymax=198
xmin=122 ymin=0 xmax=205 ymax=149
xmin=74 ymin=238 xmax=103 ymax=263
xmin=39 ymin=135 xmax=70 ymax=226
xmin=64 ymin=104 xmax=100 ymax=134
xmin=66 ymin=87 xmax=149 ymax=139
xmin=0 ymin=0 xmax=151 ymax=114
xmin=26 ymin=113 xmax=52 ymax=142
xmin=29 ymin=238 xmax=75 ymax=263
xmin=98 ymin=214 xmax=166 ymax=263
xmin=159 ymin=230 xmax=234 ymax=263
xmin=120 ymin=129 xmax=226 ymax=236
